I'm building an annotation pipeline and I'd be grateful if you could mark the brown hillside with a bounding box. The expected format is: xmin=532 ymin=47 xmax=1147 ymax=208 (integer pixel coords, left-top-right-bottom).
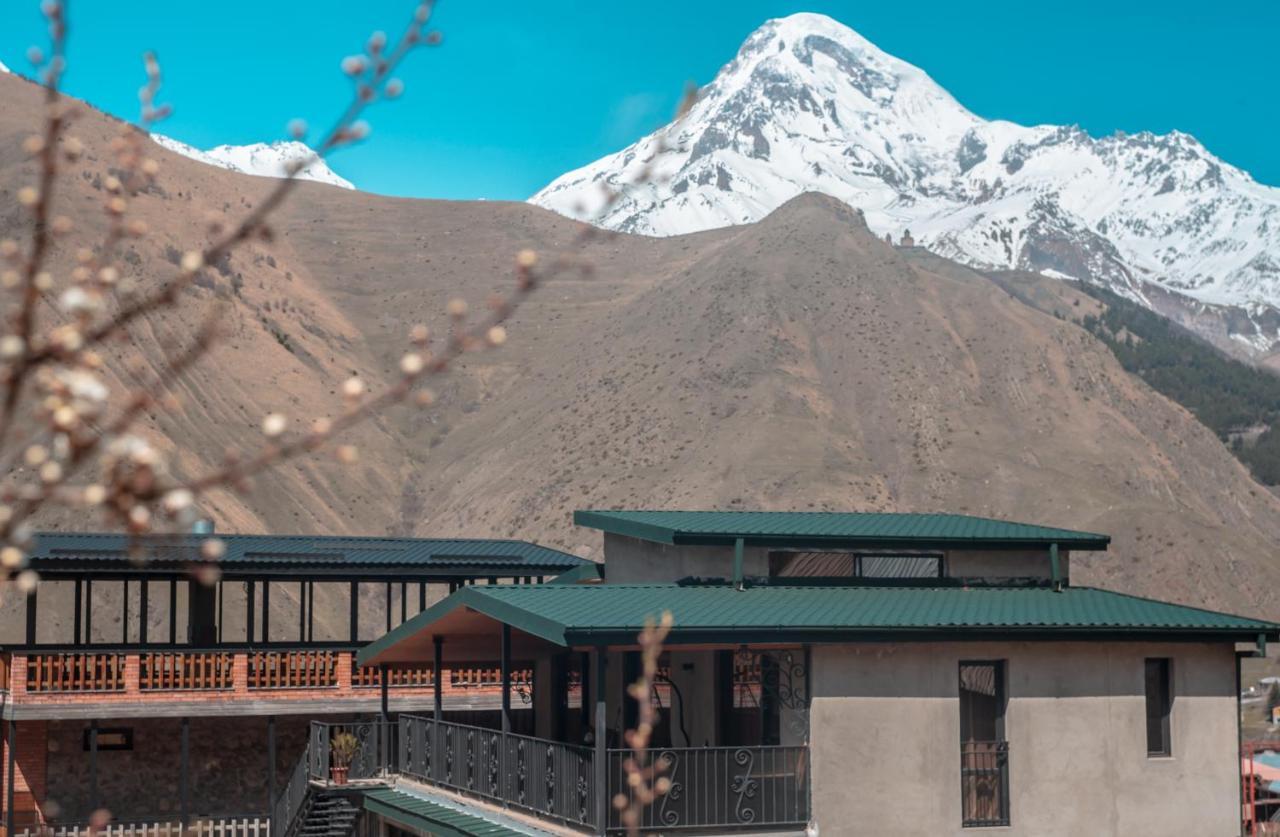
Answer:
xmin=2 ymin=72 xmax=1279 ymax=623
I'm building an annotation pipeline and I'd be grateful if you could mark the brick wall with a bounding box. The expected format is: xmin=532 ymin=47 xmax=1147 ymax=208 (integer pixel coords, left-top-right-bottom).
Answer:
xmin=1 ymin=720 xmax=48 ymax=827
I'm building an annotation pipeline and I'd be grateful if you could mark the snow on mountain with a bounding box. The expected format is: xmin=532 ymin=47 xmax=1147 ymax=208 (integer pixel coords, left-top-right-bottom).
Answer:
xmin=151 ymin=136 xmax=355 ymax=190
xmin=532 ymin=12 xmax=1280 ymax=338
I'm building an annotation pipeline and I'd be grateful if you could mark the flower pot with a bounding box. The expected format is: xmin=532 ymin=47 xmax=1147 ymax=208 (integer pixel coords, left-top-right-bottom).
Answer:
xmin=331 ymin=766 xmax=349 ymax=785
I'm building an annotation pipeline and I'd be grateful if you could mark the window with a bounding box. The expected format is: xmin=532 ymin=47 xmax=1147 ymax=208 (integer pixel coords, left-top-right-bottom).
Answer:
xmin=959 ymin=662 xmax=1008 ymax=827
xmin=83 ymin=727 xmax=133 ymax=751
xmin=767 ymin=551 xmax=942 ymax=579
xmin=1145 ymin=658 xmax=1172 ymax=756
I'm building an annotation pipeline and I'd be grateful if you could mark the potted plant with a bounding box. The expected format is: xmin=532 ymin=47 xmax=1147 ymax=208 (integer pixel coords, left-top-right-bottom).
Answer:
xmin=330 ymin=731 xmax=359 ymax=785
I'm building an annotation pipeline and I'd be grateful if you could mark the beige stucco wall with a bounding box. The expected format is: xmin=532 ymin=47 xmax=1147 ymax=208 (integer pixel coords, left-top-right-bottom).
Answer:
xmin=810 ymin=641 xmax=1239 ymax=837
xmin=602 ymin=533 xmax=770 ymax=583
xmin=945 ymin=549 xmax=1068 ymax=582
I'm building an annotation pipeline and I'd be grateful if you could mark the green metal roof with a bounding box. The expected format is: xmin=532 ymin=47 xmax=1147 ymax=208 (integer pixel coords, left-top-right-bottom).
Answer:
xmin=28 ymin=532 xmax=588 ymax=575
xmin=573 ymin=510 xmax=1111 ymax=550
xmin=362 ymin=787 xmax=537 ymax=836
xmin=359 ymin=582 xmax=1278 ymax=664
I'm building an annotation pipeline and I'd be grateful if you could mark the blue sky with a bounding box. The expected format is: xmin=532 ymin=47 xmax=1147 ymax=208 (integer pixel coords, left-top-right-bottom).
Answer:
xmin=3 ymin=1 xmax=1276 ymax=199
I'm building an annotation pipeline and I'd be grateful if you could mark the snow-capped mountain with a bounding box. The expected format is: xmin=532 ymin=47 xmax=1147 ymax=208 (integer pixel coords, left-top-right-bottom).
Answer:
xmin=533 ymin=13 xmax=1280 ymax=344
xmin=151 ymin=136 xmax=355 ymax=190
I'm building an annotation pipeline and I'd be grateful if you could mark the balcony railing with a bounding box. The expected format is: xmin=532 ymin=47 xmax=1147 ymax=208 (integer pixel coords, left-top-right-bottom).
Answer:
xmin=302 ymin=716 xmax=810 ymax=834
xmin=961 ymin=740 xmax=1010 ymax=827
xmin=3 ymin=650 xmax=523 ymax=702
xmin=25 ymin=652 xmax=126 ymax=692
xmin=246 ymin=650 xmax=338 ymax=689
xmin=140 ymin=651 xmax=234 ymax=690
xmin=607 ymin=746 xmax=810 ymax=832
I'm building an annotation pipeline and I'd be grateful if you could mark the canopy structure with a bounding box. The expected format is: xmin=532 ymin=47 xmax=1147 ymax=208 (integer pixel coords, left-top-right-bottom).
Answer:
xmin=572 ymin=509 xmax=1112 ymax=550
xmin=27 ymin=531 xmax=590 ymax=577
xmin=358 ymin=581 xmax=1280 ymax=666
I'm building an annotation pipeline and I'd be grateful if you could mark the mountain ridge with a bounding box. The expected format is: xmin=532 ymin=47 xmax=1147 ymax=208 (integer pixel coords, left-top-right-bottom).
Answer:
xmin=532 ymin=12 xmax=1280 ymax=353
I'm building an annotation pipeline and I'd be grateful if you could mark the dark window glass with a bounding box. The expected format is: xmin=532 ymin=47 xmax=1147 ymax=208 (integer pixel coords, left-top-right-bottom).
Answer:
xmin=858 ymin=554 xmax=942 ymax=578
xmin=1145 ymin=658 xmax=1172 ymax=756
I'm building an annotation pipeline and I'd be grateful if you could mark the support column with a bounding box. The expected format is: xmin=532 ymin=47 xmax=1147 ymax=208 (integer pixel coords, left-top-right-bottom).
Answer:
xmin=85 ymin=579 xmax=93 ymax=646
xmin=267 ymin=715 xmax=276 ymax=809
xmin=122 ymin=579 xmax=129 ymax=644
xmin=168 ymin=579 xmax=178 ymax=645
xmin=433 ymin=636 xmax=443 ymax=782
xmin=299 ymin=580 xmax=307 ymax=642
xmin=245 ymin=580 xmax=256 ymax=644
xmin=180 ymin=716 xmax=190 ymax=826
xmin=307 ymin=582 xmax=315 ymax=642
xmin=73 ymin=579 xmax=83 ymax=646
xmin=379 ymin=664 xmax=391 ymax=773
xmin=501 ymin=624 xmax=511 ymax=806
xmin=385 ymin=583 xmax=392 ymax=633
xmin=24 ymin=586 xmax=37 ymax=646
xmin=6 ymin=718 xmax=16 ymax=837
xmin=139 ymin=580 xmax=149 ymax=645
xmin=88 ymin=719 xmax=99 ymax=810
xmin=262 ymin=581 xmax=271 ymax=643
xmin=349 ymin=581 xmax=359 ymax=643
xmin=593 ymin=647 xmax=607 ymax=832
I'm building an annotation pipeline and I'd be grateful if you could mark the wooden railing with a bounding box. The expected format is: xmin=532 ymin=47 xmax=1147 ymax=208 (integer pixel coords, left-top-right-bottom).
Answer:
xmin=17 ymin=815 xmax=269 ymax=837
xmin=7 ymin=650 xmax=523 ymax=700
xmin=353 ymin=663 xmax=434 ymax=688
xmin=25 ymin=652 xmax=126 ymax=692
xmin=450 ymin=665 xmax=533 ymax=689
xmin=140 ymin=651 xmax=234 ymax=690
xmin=246 ymin=650 xmax=338 ymax=689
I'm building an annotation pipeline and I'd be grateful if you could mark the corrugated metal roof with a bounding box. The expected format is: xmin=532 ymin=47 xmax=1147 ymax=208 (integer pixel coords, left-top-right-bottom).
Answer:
xmin=363 ymin=787 xmax=539 ymax=836
xmin=29 ymin=532 xmax=588 ymax=571
xmin=573 ymin=510 xmax=1110 ymax=549
xmin=359 ymin=582 xmax=1279 ymax=664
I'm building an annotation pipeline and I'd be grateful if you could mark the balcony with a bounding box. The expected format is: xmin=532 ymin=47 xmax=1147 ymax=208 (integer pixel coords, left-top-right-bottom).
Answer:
xmin=0 ymin=651 xmax=529 ymax=713
xmin=284 ymin=718 xmax=811 ymax=835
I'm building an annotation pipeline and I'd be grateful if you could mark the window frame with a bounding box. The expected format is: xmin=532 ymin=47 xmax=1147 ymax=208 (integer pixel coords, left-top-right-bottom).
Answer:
xmin=958 ymin=660 xmax=1009 ymax=828
xmin=1144 ymin=657 xmax=1173 ymax=758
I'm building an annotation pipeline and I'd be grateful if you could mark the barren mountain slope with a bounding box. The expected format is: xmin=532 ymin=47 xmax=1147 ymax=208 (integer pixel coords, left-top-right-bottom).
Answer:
xmin=3 ymin=73 xmax=1280 ymax=621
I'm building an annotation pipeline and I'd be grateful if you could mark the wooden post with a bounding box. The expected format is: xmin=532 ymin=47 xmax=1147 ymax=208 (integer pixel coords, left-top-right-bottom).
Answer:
xmin=85 ymin=579 xmax=93 ymax=646
xmin=349 ymin=581 xmax=359 ymax=643
xmin=307 ymin=582 xmax=315 ymax=643
xmin=580 ymin=651 xmax=591 ymax=736
xmin=5 ymin=718 xmax=16 ymax=837
xmin=24 ymin=585 xmax=37 ymax=646
xmin=169 ymin=579 xmax=178 ymax=645
xmin=433 ymin=635 xmax=443 ymax=782
xmin=379 ymin=664 xmax=391 ymax=773
xmin=140 ymin=580 xmax=149 ymax=645
xmin=501 ymin=624 xmax=511 ymax=806
xmin=299 ymin=580 xmax=307 ymax=642
xmin=593 ymin=647 xmax=607 ymax=832
xmin=419 ymin=582 xmax=426 ymax=613
xmin=245 ymin=580 xmax=255 ymax=644
xmin=89 ymin=719 xmax=99 ymax=810
xmin=400 ymin=582 xmax=406 ymax=625
xmin=266 ymin=716 xmax=276 ymax=809
xmin=385 ymin=582 xmax=392 ymax=633
xmin=262 ymin=581 xmax=271 ymax=643
xmin=122 ymin=579 xmax=129 ymax=643
xmin=73 ymin=578 xmax=83 ymax=646
xmin=180 ymin=716 xmax=190 ymax=826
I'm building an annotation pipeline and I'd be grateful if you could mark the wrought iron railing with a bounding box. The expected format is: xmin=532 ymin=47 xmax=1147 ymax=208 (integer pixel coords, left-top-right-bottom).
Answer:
xmin=397 ymin=714 xmax=597 ymax=829
xmin=270 ymin=741 xmax=312 ymax=837
xmin=961 ymin=740 xmax=1009 ymax=827
xmin=309 ymin=720 xmax=396 ymax=781
xmin=606 ymin=745 xmax=810 ymax=832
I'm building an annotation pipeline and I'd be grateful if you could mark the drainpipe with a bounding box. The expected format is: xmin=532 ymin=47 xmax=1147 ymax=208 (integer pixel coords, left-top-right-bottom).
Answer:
xmin=733 ymin=538 xmax=745 ymax=591
xmin=1049 ymin=543 xmax=1062 ymax=592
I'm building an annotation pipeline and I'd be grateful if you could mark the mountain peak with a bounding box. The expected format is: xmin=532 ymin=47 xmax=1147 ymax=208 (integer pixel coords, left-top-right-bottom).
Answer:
xmin=531 ymin=13 xmax=1280 ymax=327
xmin=151 ymin=135 xmax=355 ymax=190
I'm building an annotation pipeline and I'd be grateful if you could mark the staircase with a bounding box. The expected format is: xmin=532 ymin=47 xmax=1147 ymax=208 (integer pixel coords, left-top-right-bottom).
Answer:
xmin=296 ymin=791 xmax=362 ymax=837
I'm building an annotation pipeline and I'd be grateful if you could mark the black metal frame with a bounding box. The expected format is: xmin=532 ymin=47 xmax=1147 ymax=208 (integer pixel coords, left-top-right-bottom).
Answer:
xmin=960 ymin=741 xmax=1010 ymax=827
